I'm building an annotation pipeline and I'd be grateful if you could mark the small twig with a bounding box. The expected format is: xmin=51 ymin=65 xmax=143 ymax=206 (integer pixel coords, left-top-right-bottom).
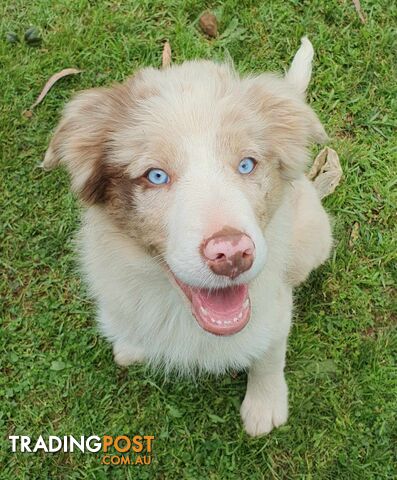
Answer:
xmin=162 ymin=41 xmax=171 ymax=68
xmin=23 ymin=68 xmax=82 ymax=117
xmin=352 ymin=0 xmax=366 ymax=24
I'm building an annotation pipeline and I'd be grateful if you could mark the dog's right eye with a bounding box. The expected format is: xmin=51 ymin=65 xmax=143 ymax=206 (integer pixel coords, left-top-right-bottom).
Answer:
xmin=146 ymin=168 xmax=170 ymax=185
xmin=238 ymin=157 xmax=257 ymax=175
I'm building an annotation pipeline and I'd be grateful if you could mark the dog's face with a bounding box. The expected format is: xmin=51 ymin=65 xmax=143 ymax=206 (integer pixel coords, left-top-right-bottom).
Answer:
xmin=44 ymin=41 xmax=325 ymax=336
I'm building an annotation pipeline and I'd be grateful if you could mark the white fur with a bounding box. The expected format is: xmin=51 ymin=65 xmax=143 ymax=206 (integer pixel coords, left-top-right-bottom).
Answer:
xmin=46 ymin=38 xmax=332 ymax=436
xmin=285 ymin=37 xmax=314 ymax=95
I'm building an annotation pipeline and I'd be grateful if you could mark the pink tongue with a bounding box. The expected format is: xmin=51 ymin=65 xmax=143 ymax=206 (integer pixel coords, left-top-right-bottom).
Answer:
xmin=190 ymin=284 xmax=250 ymax=336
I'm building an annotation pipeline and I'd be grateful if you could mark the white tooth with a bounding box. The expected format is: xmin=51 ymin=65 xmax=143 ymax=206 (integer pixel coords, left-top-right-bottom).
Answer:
xmin=200 ymin=307 xmax=208 ymax=315
xmin=211 ymin=318 xmax=216 ymax=324
xmin=225 ymin=320 xmax=231 ymax=325
xmin=243 ymin=299 xmax=249 ymax=309
xmin=216 ymin=320 xmax=222 ymax=325
xmin=238 ymin=312 xmax=243 ymax=319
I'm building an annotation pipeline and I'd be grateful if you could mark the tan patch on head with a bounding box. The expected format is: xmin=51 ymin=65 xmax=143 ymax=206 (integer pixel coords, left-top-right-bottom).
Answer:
xmin=105 ymin=178 xmax=169 ymax=256
xmin=43 ymin=68 xmax=165 ymax=201
xmin=44 ymin=82 xmax=133 ymax=197
xmin=44 ymin=72 xmax=171 ymax=255
xmin=80 ymin=162 xmax=137 ymax=206
xmin=213 ymin=92 xmax=291 ymax=230
xmin=254 ymin=163 xmax=286 ymax=228
xmin=242 ymin=75 xmax=326 ymax=181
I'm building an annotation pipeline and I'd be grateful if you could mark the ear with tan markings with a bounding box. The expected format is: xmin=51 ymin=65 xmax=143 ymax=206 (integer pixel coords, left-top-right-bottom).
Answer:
xmin=42 ymin=84 xmax=130 ymax=204
xmin=244 ymin=74 xmax=327 ymax=181
xmin=242 ymin=36 xmax=327 ymax=180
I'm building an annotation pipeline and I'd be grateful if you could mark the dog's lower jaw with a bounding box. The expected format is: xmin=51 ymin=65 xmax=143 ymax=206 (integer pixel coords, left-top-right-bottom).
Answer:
xmin=240 ymin=338 xmax=289 ymax=436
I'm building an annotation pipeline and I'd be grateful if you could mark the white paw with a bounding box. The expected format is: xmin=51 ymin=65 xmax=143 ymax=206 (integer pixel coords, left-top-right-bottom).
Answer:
xmin=113 ymin=344 xmax=145 ymax=367
xmin=240 ymin=377 xmax=288 ymax=436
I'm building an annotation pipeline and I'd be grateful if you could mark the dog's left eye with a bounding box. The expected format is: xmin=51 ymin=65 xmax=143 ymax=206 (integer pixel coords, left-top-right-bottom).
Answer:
xmin=146 ymin=168 xmax=170 ymax=185
xmin=238 ymin=157 xmax=256 ymax=175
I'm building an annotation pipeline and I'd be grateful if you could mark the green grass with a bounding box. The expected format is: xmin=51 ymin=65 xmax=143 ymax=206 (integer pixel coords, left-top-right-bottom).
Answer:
xmin=1 ymin=0 xmax=396 ymax=478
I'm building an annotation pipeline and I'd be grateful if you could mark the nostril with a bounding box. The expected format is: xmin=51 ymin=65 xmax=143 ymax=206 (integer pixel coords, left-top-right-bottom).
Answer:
xmin=202 ymin=231 xmax=255 ymax=278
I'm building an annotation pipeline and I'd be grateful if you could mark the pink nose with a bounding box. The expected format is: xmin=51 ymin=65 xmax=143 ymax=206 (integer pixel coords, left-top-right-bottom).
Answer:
xmin=201 ymin=229 xmax=255 ymax=279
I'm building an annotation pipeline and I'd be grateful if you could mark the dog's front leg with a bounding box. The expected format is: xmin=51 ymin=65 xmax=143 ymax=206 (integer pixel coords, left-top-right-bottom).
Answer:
xmin=98 ymin=306 xmax=145 ymax=367
xmin=113 ymin=340 xmax=145 ymax=367
xmin=240 ymin=337 xmax=288 ymax=436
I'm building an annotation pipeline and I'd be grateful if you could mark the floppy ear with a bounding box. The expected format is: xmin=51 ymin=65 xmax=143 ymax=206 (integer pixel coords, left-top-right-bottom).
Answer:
xmin=244 ymin=37 xmax=327 ymax=180
xmin=42 ymin=84 xmax=130 ymax=204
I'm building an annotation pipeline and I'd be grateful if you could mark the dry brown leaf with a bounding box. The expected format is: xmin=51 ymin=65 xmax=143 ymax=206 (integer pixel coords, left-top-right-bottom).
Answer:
xmin=307 ymin=147 xmax=343 ymax=199
xmin=162 ymin=41 xmax=172 ymax=68
xmin=28 ymin=68 xmax=82 ymax=112
xmin=349 ymin=222 xmax=360 ymax=247
xmin=22 ymin=109 xmax=33 ymax=119
xmin=352 ymin=0 xmax=366 ymax=24
xmin=199 ymin=11 xmax=218 ymax=38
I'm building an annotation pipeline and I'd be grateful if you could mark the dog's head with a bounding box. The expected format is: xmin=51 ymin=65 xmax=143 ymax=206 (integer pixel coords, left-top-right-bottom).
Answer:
xmin=44 ymin=38 xmax=326 ymax=336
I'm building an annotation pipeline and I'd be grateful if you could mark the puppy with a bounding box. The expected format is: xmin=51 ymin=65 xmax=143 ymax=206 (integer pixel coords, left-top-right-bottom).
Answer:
xmin=43 ymin=37 xmax=332 ymax=436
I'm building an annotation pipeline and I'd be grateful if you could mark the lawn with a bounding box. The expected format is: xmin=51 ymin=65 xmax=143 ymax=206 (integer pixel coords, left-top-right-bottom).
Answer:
xmin=1 ymin=0 xmax=396 ymax=478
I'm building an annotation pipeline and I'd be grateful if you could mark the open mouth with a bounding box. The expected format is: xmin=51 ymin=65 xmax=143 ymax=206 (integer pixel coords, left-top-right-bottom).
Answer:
xmin=173 ymin=277 xmax=251 ymax=336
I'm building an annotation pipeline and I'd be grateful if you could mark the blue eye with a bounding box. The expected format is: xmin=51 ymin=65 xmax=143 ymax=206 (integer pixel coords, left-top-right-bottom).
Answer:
xmin=238 ymin=157 xmax=256 ymax=175
xmin=146 ymin=168 xmax=169 ymax=185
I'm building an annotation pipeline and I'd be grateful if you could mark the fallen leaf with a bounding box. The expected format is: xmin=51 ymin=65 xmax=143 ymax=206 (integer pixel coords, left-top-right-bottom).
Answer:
xmin=162 ymin=41 xmax=171 ymax=68
xmin=208 ymin=413 xmax=226 ymax=423
xmin=199 ymin=11 xmax=218 ymax=38
xmin=218 ymin=17 xmax=246 ymax=45
xmin=315 ymin=360 xmax=338 ymax=375
xmin=28 ymin=68 xmax=82 ymax=112
xmin=362 ymin=326 xmax=376 ymax=338
xmin=303 ymin=359 xmax=338 ymax=376
xmin=50 ymin=360 xmax=66 ymax=371
xmin=167 ymin=404 xmax=183 ymax=418
xmin=24 ymin=26 xmax=42 ymax=46
xmin=9 ymin=352 xmax=19 ymax=363
xmin=349 ymin=222 xmax=360 ymax=247
xmin=6 ymin=32 xmax=19 ymax=44
xmin=22 ymin=109 xmax=33 ymax=119
xmin=352 ymin=0 xmax=366 ymax=24
xmin=307 ymin=147 xmax=343 ymax=199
